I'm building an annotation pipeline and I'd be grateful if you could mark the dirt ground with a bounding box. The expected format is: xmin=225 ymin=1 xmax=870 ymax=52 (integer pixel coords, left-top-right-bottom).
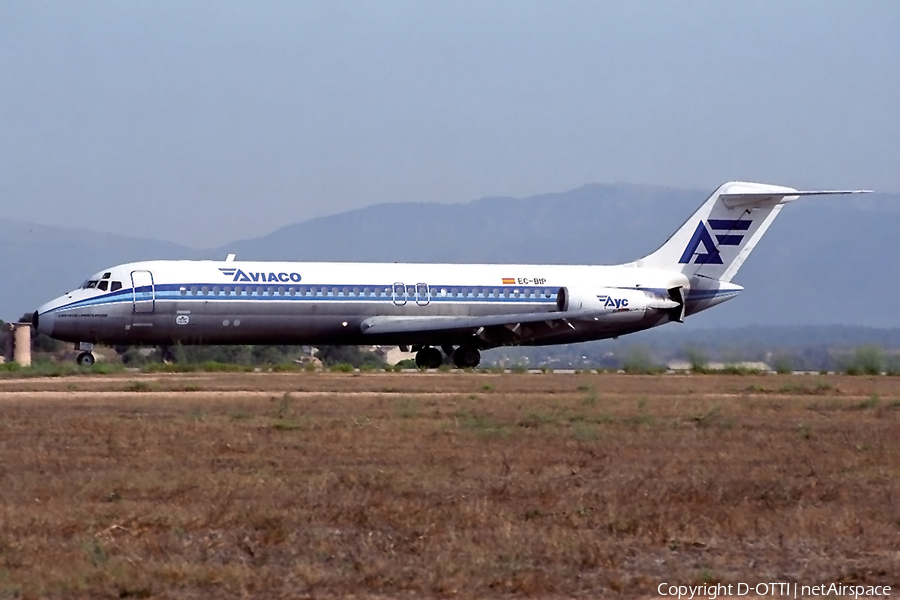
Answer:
xmin=0 ymin=372 xmax=898 ymax=598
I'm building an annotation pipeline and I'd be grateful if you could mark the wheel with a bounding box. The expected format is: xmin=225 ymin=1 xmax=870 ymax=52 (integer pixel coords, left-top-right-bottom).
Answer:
xmin=159 ymin=346 xmax=176 ymax=363
xmin=76 ymin=352 xmax=95 ymax=366
xmin=452 ymin=346 xmax=481 ymax=369
xmin=415 ymin=347 xmax=443 ymax=369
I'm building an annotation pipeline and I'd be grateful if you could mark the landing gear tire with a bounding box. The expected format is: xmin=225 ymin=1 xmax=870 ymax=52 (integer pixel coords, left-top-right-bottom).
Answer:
xmin=159 ymin=346 xmax=176 ymax=363
xmin=76 ymin=352 xmax=95 ymax=366
xmin=415 ymin=347 xmax=443 ymax=369
xmin=452 ymin=346 xmax=481 ymax=369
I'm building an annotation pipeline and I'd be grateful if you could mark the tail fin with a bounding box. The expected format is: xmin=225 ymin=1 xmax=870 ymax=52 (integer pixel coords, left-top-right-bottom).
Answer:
xmin=634 ymin=181 xmax=869 ymax=282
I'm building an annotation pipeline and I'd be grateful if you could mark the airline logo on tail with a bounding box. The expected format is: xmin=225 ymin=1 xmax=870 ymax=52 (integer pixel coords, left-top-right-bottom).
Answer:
xmin=678 ymin=219 xmax=752 ymax=264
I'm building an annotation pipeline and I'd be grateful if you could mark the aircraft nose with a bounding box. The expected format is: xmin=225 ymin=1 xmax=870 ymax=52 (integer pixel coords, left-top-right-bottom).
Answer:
xmin=34 ymin=309 xmax=53 ymax=337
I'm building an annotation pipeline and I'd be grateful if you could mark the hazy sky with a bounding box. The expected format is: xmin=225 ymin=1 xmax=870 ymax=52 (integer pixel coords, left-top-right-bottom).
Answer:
xmin=2 ymin=1 xmax=898 ymax=248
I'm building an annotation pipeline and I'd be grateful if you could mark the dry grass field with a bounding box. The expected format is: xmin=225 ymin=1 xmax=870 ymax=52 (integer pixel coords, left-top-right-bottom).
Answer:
xmin=0 ymin=371 xmax=898 ymax=599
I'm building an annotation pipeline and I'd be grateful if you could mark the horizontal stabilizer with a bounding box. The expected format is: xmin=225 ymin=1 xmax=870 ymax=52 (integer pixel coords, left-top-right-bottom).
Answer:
xmin=721 ymin=189 xmax=871 ymax=209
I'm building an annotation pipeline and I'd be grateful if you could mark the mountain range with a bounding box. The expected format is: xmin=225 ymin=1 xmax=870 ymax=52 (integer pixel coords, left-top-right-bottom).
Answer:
xmin=3 ymin=183 xmax=897 ymax=329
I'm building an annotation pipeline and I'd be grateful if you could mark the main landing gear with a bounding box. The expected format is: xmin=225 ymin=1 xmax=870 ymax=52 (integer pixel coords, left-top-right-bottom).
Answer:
xmin=452 ymin=346 xmax=481 ymax=369
xmin=414 ymin=346 xmax=443 ymax=369
xmin=413 ymin=345 xmax=482 ymax=369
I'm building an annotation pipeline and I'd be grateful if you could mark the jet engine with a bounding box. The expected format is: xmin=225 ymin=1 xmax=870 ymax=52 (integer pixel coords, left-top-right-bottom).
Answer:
xmin=555 ymin=287 xmax=680 ymax=314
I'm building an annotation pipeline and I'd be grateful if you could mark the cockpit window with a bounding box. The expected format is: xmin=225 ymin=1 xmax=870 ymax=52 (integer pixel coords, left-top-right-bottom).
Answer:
xmin=102 ymin=272 xmax=111 ymax=279
xmin=97 ymin=281 xmax=109 ymax=291
xmin=83 ymin=280 xmax=99 ymax=289
xmin=111 ymin=281 xmax=122 ymax=292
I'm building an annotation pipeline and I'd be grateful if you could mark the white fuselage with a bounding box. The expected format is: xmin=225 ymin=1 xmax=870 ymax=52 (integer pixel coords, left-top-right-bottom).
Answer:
xmin=35 ymin=180 xmax=864 ymax=365
xmin=34 ymin=259 xmax=737 ymax=349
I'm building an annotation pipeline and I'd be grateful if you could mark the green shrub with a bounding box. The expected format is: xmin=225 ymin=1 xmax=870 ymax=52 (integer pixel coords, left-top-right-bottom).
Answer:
xmin=843 ymin=346 xmax=885 ymax=376
xmin=126 ymin=380 xmax=154 ymax=392
xmin=772 ymin=355 xmax=793 ymax=375
xmin=622 ymin=346 xmax=665 ymax=374
xmin=721 ymin=364 xmax=762 ymax=376
xmin=685 ymin=345 xmax=709 ymax=374
xmin=200 ymin=361 xmax=253 ymax=373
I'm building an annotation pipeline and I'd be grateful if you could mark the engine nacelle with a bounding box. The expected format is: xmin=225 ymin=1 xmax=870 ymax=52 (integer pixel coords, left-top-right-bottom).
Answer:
xmin=556 ymin=287 xmax=679 ymax=314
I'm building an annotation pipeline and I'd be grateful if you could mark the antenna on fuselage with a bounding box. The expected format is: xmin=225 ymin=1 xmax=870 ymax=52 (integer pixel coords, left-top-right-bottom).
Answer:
xmin=225 ymin=254 xmax=236 ymax=262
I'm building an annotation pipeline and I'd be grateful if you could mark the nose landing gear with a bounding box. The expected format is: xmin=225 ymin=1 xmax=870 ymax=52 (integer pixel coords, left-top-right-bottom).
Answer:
xmin=74 ymin=342 xmax=95 ymax=366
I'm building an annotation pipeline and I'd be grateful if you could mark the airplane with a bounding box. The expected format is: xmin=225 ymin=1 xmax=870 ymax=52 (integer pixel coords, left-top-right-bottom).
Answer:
xmin=33 ymin=181 xmax=868 ymax=369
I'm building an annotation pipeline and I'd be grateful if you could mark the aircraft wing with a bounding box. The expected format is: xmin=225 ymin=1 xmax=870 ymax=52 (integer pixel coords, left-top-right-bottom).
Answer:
xmin=360 ymin=309 xmax=606 ymax=336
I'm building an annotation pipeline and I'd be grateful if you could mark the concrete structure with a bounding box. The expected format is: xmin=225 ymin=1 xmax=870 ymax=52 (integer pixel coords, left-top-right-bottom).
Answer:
xmin=666 ymin=360 xmax=770 ymax=372
xmin=13 ymin=322 xmax=31 ymax=367
xmin=374 ymin=346 xmax=416 ymax=366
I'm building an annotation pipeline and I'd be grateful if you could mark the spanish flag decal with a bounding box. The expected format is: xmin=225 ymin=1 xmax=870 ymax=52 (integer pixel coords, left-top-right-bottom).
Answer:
xmin=502 ymin=278 xmax=515 ymax=285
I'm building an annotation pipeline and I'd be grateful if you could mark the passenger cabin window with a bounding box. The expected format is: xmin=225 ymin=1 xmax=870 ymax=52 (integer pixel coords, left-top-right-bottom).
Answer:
xmin=111 ymin=281 xmax=122 ymax=292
